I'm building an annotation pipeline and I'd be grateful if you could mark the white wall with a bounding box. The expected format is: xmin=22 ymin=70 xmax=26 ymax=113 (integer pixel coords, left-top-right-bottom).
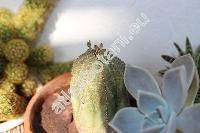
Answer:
xmin=1 ymin=0 xmax=200 ymax=81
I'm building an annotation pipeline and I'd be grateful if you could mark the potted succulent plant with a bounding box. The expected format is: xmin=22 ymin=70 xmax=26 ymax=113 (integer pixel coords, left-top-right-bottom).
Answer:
xmin=0 ymin=0 xmax=73 ymax=132
xmin=109 ymin=55 xmax=200 ymax=133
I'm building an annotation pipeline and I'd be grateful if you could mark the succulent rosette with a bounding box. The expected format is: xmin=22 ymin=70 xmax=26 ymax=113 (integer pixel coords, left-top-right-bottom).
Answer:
xmin=109 ymin=54 xmax=200 ymax=133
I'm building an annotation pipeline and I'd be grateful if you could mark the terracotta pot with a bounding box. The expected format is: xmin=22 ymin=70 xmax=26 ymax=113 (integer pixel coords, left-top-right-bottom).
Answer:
xmin=24 ymin=73 xmax=72 ymax=133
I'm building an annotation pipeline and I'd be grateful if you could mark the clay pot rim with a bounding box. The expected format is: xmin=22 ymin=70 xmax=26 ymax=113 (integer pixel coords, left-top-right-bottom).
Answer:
xmin=24 ymin=73 xmax=72 ymax=133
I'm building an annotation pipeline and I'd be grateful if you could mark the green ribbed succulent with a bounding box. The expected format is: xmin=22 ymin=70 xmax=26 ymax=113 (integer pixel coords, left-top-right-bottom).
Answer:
xmin=0 ymin=91 xmax=27 ymax=122
xmin=5 ymin=63 xmax=28 ymax=84
xmin=0 ymin=8 xmax=15 ymax=43
xmin=38 ymin=61 xmax=73 ymax=84
xmin=160 ymin=37 xmax=200 ymax=103
xmin=71 ymin=42 xmax=129 ymax=133
xmin=27 ymin=45 xmax=54 ymax=66
xmin=21 ymin=75 xmax=37 ymax=98
xmin=0 ymin=80 xmax=16 ymax=93
xmin=4 ymin=39 xmax=30 ymax=62
xmin=14 ymin=0 xmax=58 ymax=42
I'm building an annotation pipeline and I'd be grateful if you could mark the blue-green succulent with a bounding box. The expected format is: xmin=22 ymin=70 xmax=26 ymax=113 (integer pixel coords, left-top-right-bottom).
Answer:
xmin=109 ymin=55 xmax=200 ymax=133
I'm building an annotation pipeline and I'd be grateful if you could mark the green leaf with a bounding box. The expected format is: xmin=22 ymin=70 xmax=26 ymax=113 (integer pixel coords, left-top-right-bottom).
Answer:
xmin=173 ymin=42 xmax=184 ymax=56
xmin=195 ymin=46 xmax=200 ymax=56
xmin=161 ymin=55 xmax=175 ymax=63
xmin=185 ymin=37 xmax=193 ymax=56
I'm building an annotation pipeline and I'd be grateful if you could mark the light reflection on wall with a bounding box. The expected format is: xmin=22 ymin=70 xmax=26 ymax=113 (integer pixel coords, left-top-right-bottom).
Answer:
xmin=50 ymin=9 xmax=116 ymax=43
xmin=49 ymin=8 xmax=128 ymax=45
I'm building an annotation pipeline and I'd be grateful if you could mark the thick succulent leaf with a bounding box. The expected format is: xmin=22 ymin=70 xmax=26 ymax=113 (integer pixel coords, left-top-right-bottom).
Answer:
xmin=171 ymin=54 xmax=195 ymax=91
xmin=157 ymin=106 xmax=170 ymax=123
xmin=137 ymin=90 xmax=167 ymax=114
xmin=146 ymin=111 xmax=162 ymax=124
xmin=171 ymin=54 xmax=199 ymax=105
xmin=194 ymin=50 xmax=200 ymax=71
xmin=177 ymin=104 xmax=200 ymax=133
xmin=161 ymin=55 xmax=175 ymax=63
xmin=141 ymin=123 xmax=165 ymax=133
xmin=173 ymin=42 xmax=185 ymax=56
xmin=162 ymin=66 xmax=187 ymax=113
xmin=142 ymin=111 xmax=166 ymax=131
xmin=124 ymin=65 xmax=160 ymax=99
xmin=142 ymin=118 xmax=159 ymax=129
xmin=185 ymin=70 xmax=199 ymax=105
xmin=160 ymin=112 xmax=179 ymax=133
xmin=161 ymin=112 xmax=176 ymax=133
xmin=185 ymin=37 xmax=193 ymax=56
xmin=195 ymin=46 xmax=200 ymax=56
xmin=109 ymin=107 xmax=144 ymax=133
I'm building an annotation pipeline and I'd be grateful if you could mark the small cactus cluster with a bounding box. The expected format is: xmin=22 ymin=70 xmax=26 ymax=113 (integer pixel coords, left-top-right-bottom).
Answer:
xmin=27 ymin=45 xmax=54 ymax=66
xmin=0 ymin=39 xmax=72 ymax=98
xmin=14 ymin=0 xmax=59 ymax=43
xmin=160 ymin=37 xmax=200 ymax=103
xmin=38 ymin=61 xmax=73 ymax=84
xmin=0 ymin=90 xmax=27 ymax=122
xmin=0 ymin=0 xmax=73 ymax=122
xmin=4 ymin=39 xmax=29 ymax=62
xmin=0 ymin=39 xmax=37 ymax=98
xmin=5 ymin=62 xmax=28 ymax=85
xmin=0 ymin=0 xmax=58 ymax=44
xmin=0 ymin=8 xmax=15 ymax=43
